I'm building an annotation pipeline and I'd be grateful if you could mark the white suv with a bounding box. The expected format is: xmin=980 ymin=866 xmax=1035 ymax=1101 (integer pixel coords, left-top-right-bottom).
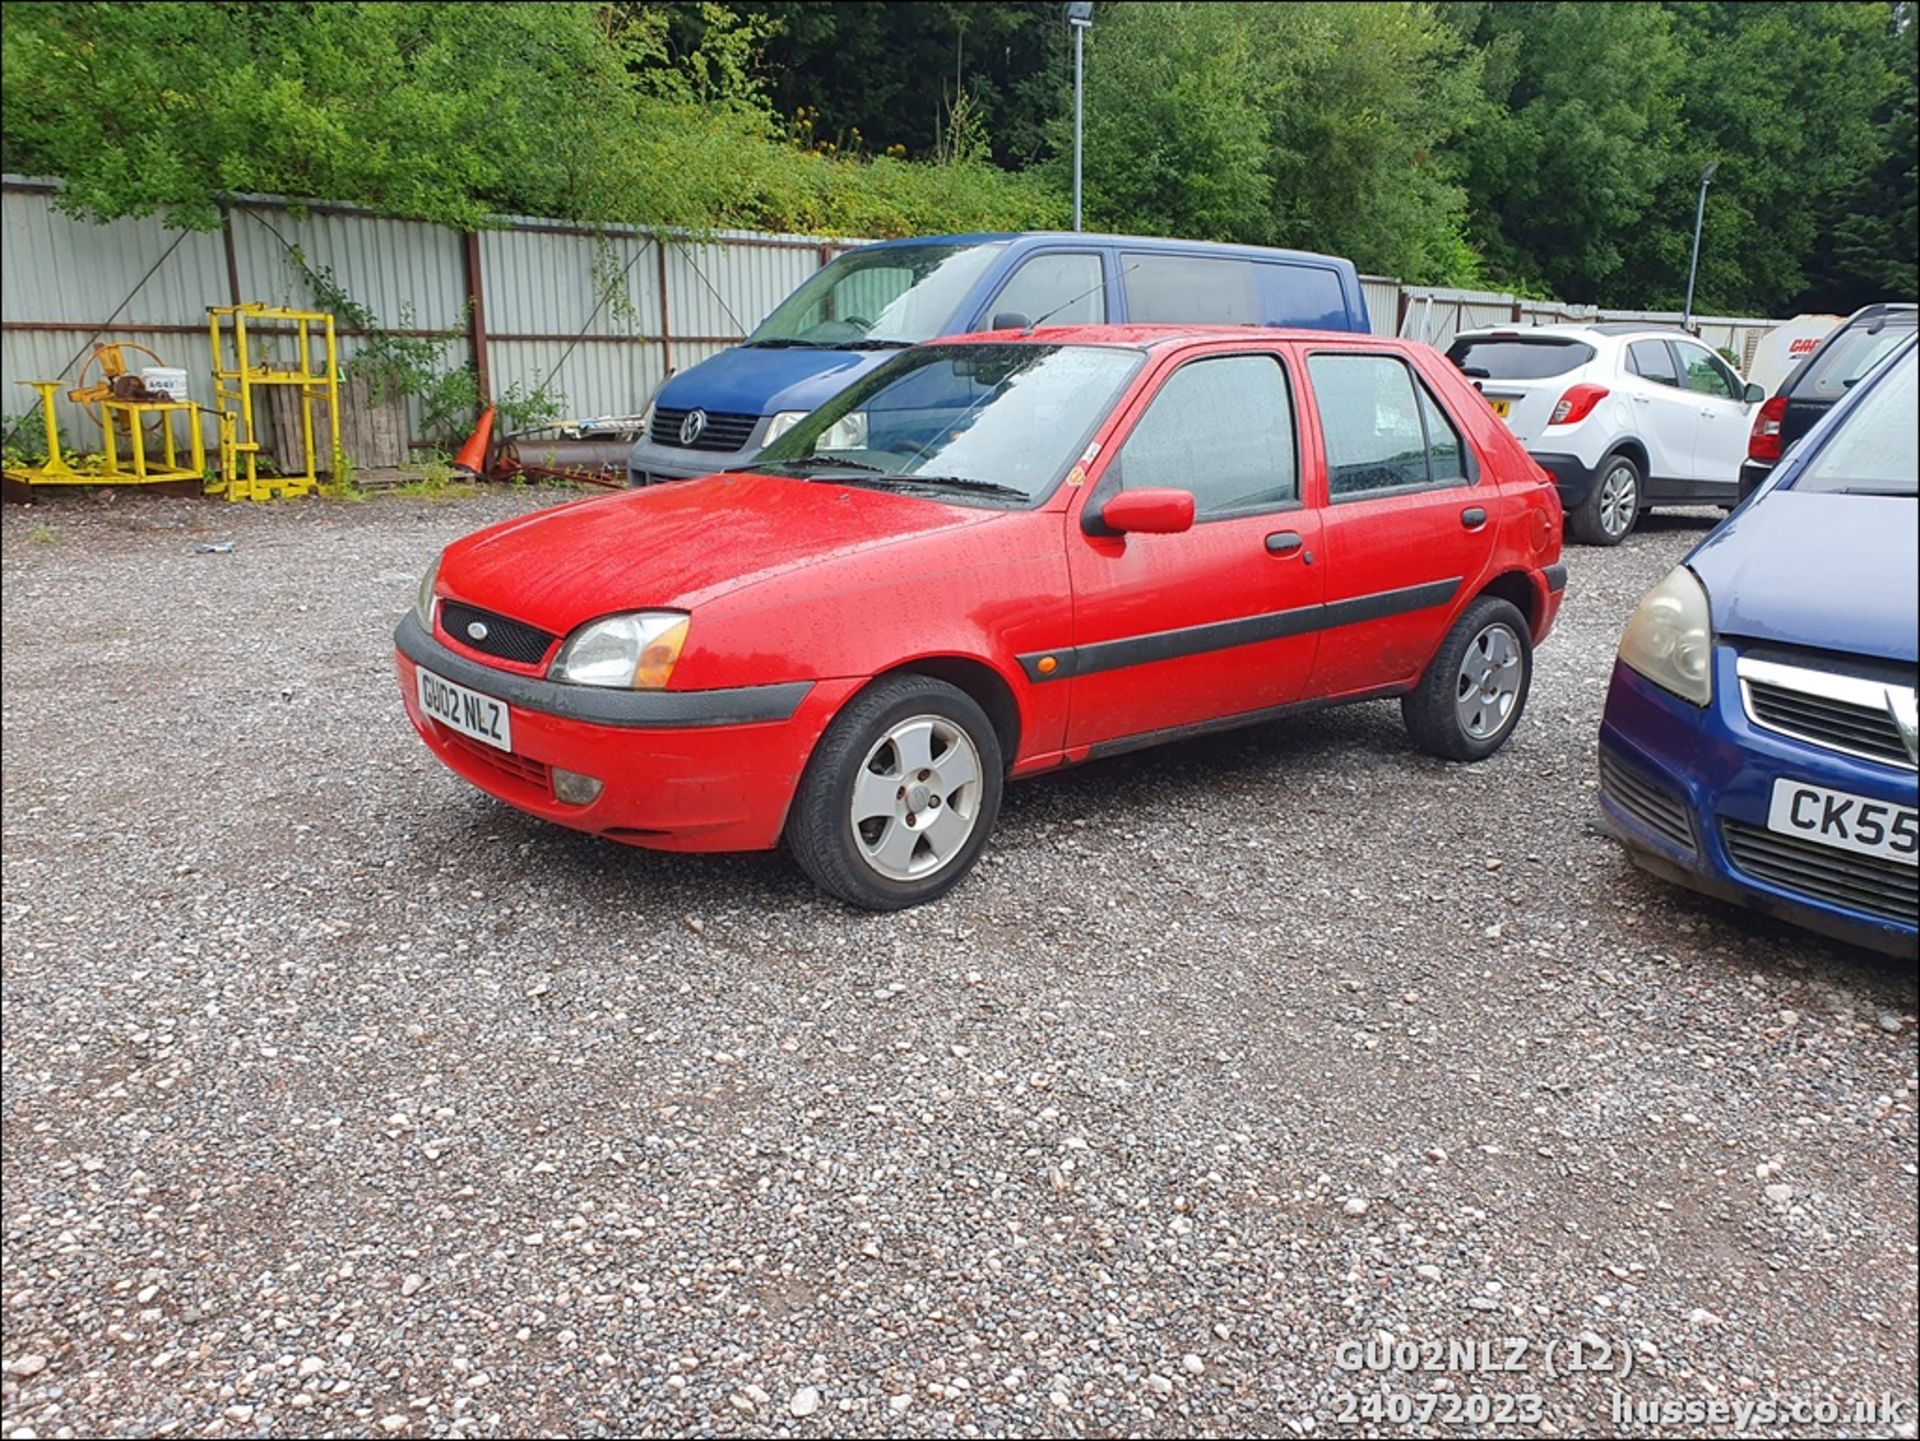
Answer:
xmin=1446 ymin=323 xmax=1764 ymax=545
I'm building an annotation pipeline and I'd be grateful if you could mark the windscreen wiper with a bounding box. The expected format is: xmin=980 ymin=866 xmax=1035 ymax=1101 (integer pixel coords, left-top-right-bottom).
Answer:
xmin=762 ymin=455 xmax=889 ymax=475
xmin=742 ymin=338 xmax=829 ymax=349
xmin=892 ymin=474 xmax=1031 ymax=499
xmin=842 ymin=339 xmax=913 ymax=351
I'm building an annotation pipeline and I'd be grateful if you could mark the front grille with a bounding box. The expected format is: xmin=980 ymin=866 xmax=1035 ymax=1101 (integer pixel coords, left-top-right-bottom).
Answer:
xmin=440 ymin=601 xmax=556 ymax=667
xmin=1745 ymin=679 xmax=1913 ymax=768
xmin=650 ymin=407 xmax=758 ymax=453
xmin=1722 ymin=818 xmax=1917 ymax=925
xmin=438 ymin=725 xmax=552 ymax=796
xmin=1599 ymin=751 xmax=1696 ymax=853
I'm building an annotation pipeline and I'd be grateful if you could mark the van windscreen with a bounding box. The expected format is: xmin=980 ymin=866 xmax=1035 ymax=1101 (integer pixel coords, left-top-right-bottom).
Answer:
xmin=1446 ymin=337 xmax=1595 ymax=380
xmin=748 ymin=243 xmax=1008 ymax=348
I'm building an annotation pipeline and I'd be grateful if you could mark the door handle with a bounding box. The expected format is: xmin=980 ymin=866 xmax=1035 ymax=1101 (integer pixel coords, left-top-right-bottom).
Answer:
xmin=1265 ymin=530 xmax=1304 ymax=556
xmin=1461 ymin=507 xmax=1487 ymax=530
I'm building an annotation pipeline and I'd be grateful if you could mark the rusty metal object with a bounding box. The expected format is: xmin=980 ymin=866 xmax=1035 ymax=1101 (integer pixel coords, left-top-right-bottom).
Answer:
xmin=495 ymin=435 xmax=635 ymax=489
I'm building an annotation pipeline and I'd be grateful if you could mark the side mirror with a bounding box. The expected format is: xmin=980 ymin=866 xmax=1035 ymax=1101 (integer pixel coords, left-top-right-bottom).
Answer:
xmin=990 ymin=310 xmax=1030 ymax=332
xmin=1744 ymin=382 xmax=1766 ymax=404
xmin=1100 ymin=488 xmax=1196 ymax=535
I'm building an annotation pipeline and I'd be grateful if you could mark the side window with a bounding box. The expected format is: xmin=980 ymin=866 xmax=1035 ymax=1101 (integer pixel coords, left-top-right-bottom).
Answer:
xmin=1417 ymin=385 xmax=1468 ymax=483
xmin=1627 ymin=340 xmax=1680 ymax=387
xmin=1117 ymin=354 xmax=1298 ymax=517
xmin=1677 ymin=344 xmax=1736 ymax=400
xmin=1307 ymin=354 xmax=1443 ymax=498
xmin=988 ymin=252 xmax=1104 ymax=327
xmin=1260 ymin=263 xmax=1347 ymax=329
xmin=1122 ymin=253 xmax=1260 ymax=324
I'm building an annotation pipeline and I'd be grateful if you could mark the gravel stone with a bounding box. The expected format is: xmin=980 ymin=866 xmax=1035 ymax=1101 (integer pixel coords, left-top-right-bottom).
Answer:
xmin=3 ymin=492 xmax=1915 ymax=1437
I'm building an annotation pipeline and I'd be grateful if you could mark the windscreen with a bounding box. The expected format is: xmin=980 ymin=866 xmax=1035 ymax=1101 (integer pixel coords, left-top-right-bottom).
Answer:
xmin=1446 ymin=337 xmax=1595 ymax=380
xmin=1793 ymin=317 xmax=1916 ymax=400
xmin=1792 ymin=345 xmax=1917 ymax=497
xmin=752 ymin=343 xmax=1144 ymax=504
xmin=748 ymin=243 xmax=1008 ymax=348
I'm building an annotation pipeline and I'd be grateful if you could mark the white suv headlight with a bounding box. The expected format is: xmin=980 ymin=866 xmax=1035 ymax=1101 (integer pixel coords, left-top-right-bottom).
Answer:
xmin=1618 ymin=565 xmax=1713 ymax=705
xmin=550 ymin=611 xmax=690 ymax=690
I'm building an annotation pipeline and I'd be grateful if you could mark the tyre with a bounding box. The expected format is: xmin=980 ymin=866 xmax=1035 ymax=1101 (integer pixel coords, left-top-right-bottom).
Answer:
xmin=1402 ymin=595 xmax=1534 ymax=762
xmin=788 ymin=674 xmax=1004 ymax=910
xmin=1569 ymin=452 xmax=1642 ymax=546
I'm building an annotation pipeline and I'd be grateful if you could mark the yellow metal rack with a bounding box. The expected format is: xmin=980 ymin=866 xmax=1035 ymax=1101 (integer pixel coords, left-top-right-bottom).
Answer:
xmin=207 ymin=304 xmax=343 ymax=502
xmin=6 ymin=373 xmax=208 ymax=490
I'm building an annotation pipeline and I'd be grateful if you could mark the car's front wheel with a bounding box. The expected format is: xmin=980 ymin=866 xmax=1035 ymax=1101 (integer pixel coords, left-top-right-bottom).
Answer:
xmin=1402 ymin=596 xmax=1534 ymax=761
xmin=1570 ymin=452 xmax=1642 ymax=546
xmin=788 ymin=674 xmax=1004 ymax=910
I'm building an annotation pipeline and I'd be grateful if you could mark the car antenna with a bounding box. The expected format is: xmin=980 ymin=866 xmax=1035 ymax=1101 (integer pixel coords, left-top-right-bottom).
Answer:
xmin=1023 ymin=263 xmax=1137 ymax=336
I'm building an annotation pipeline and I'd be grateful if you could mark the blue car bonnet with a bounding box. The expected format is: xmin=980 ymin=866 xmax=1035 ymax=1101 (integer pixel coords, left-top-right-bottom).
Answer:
xmin=653 ymin=345 xmax=897 ymax=418
xmin=1687 ymin=489 xmax=1917 ymax=666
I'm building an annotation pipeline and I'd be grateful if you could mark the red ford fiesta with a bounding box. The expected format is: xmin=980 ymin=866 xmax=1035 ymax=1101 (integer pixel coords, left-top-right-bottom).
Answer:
xmin=397 ymin=326 xmax=1565 ymax=909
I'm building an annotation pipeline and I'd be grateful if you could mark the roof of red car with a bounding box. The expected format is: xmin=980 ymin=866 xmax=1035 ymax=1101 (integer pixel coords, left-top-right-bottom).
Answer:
xmin=948 ymin=323 xmax=1408 ymax=349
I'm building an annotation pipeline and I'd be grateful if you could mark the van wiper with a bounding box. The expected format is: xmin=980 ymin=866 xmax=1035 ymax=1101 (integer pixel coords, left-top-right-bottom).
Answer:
xmin=843 ymin=339 xmax=913 ymax=351
xmin=742 ymin=337 xmax=829 ymax=349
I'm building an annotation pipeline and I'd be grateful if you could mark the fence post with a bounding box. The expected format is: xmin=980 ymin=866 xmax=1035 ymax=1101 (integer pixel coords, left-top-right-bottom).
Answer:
xmin=656 ymin=237 xmax=674 ymax=377
xmin=219 ymin=203 xmax=243 ymax=306
xmin=462 ymin=232 xmax=491 ymax=406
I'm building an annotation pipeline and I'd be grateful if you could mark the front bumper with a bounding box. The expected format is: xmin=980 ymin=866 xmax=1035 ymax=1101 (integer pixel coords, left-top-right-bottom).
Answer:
xmin=1528 ymin=451 xmax=1602 ymax=511
xmin=1596 ymin=653 xmax=1918 ymax=958
xmin=394 ymin=613 xmax=857 ymax=852
xmin=625 ymin=424 xmax=771 ymax=486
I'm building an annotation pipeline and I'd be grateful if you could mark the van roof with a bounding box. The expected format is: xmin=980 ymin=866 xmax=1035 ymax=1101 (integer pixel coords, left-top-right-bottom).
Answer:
xmin=853 ymin=232 xmax=1357 ymax=269
xmin=941 ymin=323 xmax=1403 ymax=349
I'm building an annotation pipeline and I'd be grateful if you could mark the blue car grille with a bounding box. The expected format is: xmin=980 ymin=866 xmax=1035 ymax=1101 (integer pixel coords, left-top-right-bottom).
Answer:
xmin=1721 ymin=819 xmax=1917 ymax=926
xmin=651 ymin=407 xmax=758 ymax=453
xmin=1744 ymin=679 xmax=1914 ymax=770
xmin=1599 ymin=752 xmax=1695 ymax=854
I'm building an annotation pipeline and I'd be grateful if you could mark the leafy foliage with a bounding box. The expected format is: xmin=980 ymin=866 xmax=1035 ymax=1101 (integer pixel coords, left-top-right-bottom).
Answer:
xmin=1 ymin=0 xmax=1912 ymax=312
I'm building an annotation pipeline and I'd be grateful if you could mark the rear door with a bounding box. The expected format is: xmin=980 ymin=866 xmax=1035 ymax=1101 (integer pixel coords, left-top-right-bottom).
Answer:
xmin=1623 ymin=338 xmax=1696 ymax=480
xmin=1062 ymin=348 xmax=1324 ymax=749
xmin=1672 ymin=340 xmax=1749 ymax=491
xmin=1302 ymin=348 xmax=1497 ymax=697
xmin=1443 ymin=334 xmax=1593 ymax=446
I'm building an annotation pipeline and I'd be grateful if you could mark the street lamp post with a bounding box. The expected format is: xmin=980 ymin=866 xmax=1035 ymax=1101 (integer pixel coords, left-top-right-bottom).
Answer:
xmin=1067 ymin=3 xmax=1093 ymax=231
xmin=1683 ymin=159 xmax=1718 ymax=331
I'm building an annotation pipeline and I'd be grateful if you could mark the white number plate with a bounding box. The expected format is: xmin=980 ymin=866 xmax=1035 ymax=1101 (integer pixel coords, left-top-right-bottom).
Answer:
xmin=1766 ymin=779 xmax=1918 ymax=866
xmin=416 ymin=666 xmax=513 ymax=753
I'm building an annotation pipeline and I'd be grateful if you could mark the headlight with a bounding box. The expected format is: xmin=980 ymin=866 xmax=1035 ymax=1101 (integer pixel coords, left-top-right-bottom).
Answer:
xmin=415 ymin=555 xmax=441 ymax=629
xmin=764 ymin=411 xmax=869 ymax=450
xmin=550 ymin=611 xmax=690 ymax=690
xmin=1618 ymin=565 xmax=1713 ymax=705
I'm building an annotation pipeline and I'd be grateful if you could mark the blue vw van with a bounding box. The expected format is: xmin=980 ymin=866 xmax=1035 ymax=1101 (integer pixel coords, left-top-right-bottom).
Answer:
xmin=627 ymin=232 xmax=1371 ymax=484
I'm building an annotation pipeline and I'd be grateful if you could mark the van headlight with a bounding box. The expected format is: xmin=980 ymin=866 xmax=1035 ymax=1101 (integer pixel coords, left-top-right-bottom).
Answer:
xmin=764 ymin=411 xmax=869 ymax=450
xmin=1618 ymin=565 xmax=1713 ymax=705
xmin=550 ymin=611 xmax=690 ymax=689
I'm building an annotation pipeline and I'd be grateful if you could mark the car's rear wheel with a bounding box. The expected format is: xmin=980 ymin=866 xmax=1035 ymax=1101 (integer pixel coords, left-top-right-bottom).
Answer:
xmin=1571 ymin=453 xmax=1642 ymax=546
xmin=1402 ymin=596 xmax=1533 ymax=761
xmin=788 ymin=674 xmax=1003 ymax=910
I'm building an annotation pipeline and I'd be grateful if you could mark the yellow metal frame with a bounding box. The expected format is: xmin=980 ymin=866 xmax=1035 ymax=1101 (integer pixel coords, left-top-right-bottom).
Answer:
xmin=208 ymin=304 xmax=344 ymax=502
xmin=4 ymin=380 xmax=208 ymax=488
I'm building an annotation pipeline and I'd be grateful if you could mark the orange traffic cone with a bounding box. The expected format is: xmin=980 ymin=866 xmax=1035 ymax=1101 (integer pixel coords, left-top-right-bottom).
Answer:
xmin=451 ymin=406 xmax=496 ymax=480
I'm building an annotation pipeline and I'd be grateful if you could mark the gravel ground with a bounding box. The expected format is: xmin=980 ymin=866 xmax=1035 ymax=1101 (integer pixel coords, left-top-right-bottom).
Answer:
xmin=3 ymin=488 xmax=1915 ymax=1440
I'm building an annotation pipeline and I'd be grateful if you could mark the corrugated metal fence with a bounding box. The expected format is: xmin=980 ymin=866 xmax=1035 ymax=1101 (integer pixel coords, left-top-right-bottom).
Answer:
xmin=3 ymin=175 xmax=1786 ymax=456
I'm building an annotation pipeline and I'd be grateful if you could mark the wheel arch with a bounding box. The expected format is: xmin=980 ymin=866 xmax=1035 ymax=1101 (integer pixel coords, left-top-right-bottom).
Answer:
xmin=1471 ymin=568 xmax=1549 ymax=641
xmin=865 ymin=654 xmax=1024 ymax=766
xmin=1604 ymin=436 xmax=1650 ymax=482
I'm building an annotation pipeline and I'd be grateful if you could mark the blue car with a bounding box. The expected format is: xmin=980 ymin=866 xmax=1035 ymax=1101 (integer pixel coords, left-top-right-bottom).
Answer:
xmin=1597 ymin=334 xmax=1918 ymax=957
xmin=625 ymin=232 xmax=1370 ymax=485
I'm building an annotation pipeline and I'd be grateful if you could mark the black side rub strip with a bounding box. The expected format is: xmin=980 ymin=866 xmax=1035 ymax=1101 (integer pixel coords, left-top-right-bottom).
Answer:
xmin=395 ymin=612 xmax=812 ymax=728
xmin=1017 ymin=577 xmax=1462 ymax=683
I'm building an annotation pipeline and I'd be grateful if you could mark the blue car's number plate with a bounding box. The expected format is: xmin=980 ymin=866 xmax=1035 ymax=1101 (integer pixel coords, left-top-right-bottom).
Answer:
xmin=1766 ymin=779 xmax=1918 ymax=867
xmin=417 ymin=666 xmax=513 ymax=753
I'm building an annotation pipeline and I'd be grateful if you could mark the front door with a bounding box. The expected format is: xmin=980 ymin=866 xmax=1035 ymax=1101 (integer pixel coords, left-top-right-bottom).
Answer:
xmin=1300 ymin=350 xmax=1498 ymax=696
xmin=1673 ymin=339 xmax=1750 ymax=491
xmin=1062 ymin=350 xmax=1325 ymax=750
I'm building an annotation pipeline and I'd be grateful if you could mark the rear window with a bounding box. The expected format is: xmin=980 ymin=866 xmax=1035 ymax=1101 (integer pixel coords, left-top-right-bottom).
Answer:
xmin=1794 ymin=317 xmax=1916 ymax=399
xmin=1122 ymin=253 xmax=1259 ymax=324
xmin=1446 ymin=337 xmax=1595 ymax=380
xmin=1791 ymin=345 xmax=1917 ymax=497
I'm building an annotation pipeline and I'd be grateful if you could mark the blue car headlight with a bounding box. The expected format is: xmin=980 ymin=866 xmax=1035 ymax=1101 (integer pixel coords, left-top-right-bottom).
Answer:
xmin=1618 ymin=565 xmax=1713 ymax=706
